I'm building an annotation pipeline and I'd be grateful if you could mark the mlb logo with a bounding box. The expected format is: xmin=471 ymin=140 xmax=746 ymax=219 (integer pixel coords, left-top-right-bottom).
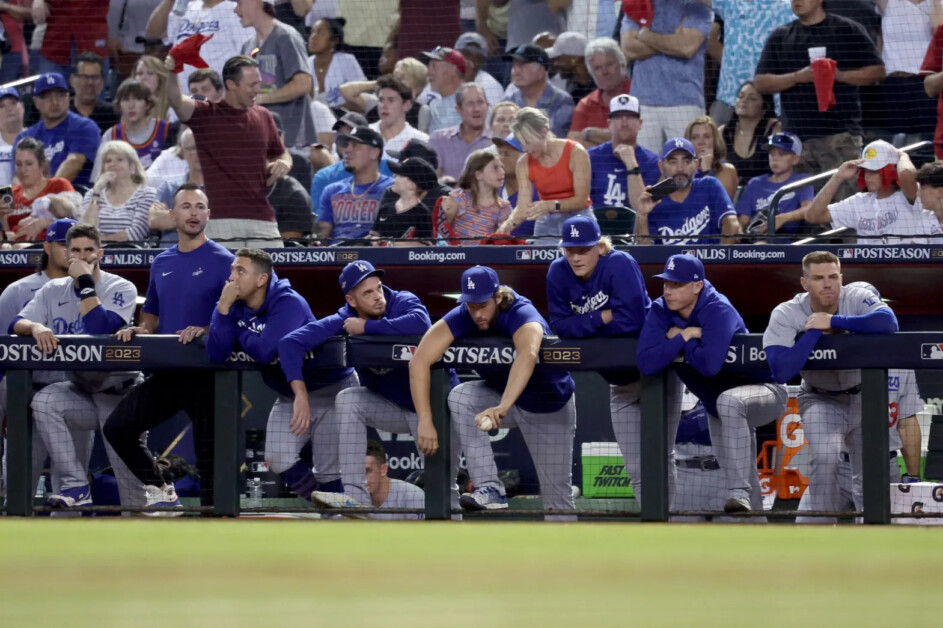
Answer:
xmin=681 ymin=249 xmax=696 ymax=257
xmin=516 ymin=249 xmax=532 ymax=261
xmin=921 ymin=344 xmax=943 ymax=360
xmin=838 ymin=249 xmax=855 ymax=259
xmin=102 ymin=255 xmax=114 ymax=265
xmin=392 ymin=345 xmax=417 ymax=361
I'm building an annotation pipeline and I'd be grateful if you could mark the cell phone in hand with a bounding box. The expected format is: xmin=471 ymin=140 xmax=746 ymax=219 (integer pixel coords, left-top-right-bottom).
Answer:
xmin=649 ymin=178 xmax=680 ymax=202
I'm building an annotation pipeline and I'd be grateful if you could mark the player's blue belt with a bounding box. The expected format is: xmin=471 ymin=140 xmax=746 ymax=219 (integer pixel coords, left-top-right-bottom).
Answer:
xmin=674 ymin=455 xmax=719 ymax=471
xmin=839 ymin=450 xmax=898 ymax=463
xmin=803 ymin=384 xmax=862 ymax=396
xmin=100 ymin=378 xmax=138 ymax=395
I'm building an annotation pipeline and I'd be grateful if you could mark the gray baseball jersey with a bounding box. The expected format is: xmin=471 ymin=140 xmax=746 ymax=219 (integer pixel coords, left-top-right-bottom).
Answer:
xmin=888 ymin=369 xmax=920 ymax=452
xmin=763 ymin=285 xmax=889 ymax=391
xmin=18 ymin=271 xmax=139 ymax=392
xmin=0 ymin=271 xmax=66 ymax=386
xmin=372 ymin=479 xmax=425 ymax=521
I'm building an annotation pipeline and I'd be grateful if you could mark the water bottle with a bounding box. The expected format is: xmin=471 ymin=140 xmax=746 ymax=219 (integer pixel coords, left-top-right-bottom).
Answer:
xmin=246 ymin=477 xmax=263 ymax=508
xmin=172 ymin=0 xmax=191 ymax=17
xmin=35 ymin=474 xmax=47 ymax=501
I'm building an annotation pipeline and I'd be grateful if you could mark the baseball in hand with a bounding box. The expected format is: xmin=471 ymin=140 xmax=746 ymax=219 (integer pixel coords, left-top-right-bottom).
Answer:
xmin=478 ymin=416 xmax=495 ymax=432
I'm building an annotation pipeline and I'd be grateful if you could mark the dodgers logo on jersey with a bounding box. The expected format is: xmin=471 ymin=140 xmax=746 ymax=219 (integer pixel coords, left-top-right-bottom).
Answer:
xmin=52 ymin=315 xmax=84 ymax=335
xmin=112 ymin=292 xmax=125 ymax=307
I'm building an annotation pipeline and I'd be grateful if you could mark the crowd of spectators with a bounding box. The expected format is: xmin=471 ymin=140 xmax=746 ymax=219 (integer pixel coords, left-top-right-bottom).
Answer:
xmin=1 ymin=0 xmax=943 ymax=248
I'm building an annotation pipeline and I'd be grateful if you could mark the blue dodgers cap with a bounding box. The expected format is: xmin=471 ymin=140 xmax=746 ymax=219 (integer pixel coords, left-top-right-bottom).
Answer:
xmin=0 ymin=86 xmax=20 ymax=102
xmin=654 ymin=254 xmax=704 ymax=283
xmin=457 ymin=265 xmax=500 ymax=304
xmin=768 ymin=132 xmax=803 ymax=156
xmin=492 ymin=133 xmax=523 ymax=152
xmin=34 ymin=72 xmax=68 ymax=96
xmin=561 ymin=215 xmax=600 ymax=247
xmin=660 ymin=137 xmax=697 ymax=161
xmin=46 ymin=218 xmax=78 ymax=243
xmin=339 ymin=260 xmax=385 ymax=293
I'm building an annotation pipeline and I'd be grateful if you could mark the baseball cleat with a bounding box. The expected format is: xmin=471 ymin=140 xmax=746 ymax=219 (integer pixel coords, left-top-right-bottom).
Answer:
xmin=723 ymin=497 xmax=751 ymax=514
xmin=459 ymin=486 xmax=508 ymax=511
xmin=47 ymin=485 xmax=93 ymax=508
xmin=143 ymin=484 xmax=185 ymax=517
xmin=310 ymin=491 xmax=368 ymax=519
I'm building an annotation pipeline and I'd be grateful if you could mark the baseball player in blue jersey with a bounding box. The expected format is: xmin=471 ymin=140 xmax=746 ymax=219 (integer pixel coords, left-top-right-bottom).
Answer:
xmin=638 ymin=254 xmax=788 ymax=514
xmin=102 ymin=184 xmax=234 ymax=515
xmin=545 ymin=215 xmax=655 ymax=504
xmin=635 ymin=138 xmax=741 ymax=245
xmin=763 ymin=251 xmax=899 ymax=523
xmin=0 ymin=218 xmax=76 ymax=499
xmin=207 ymin=249 xmax=357 ymax=503
xmin=410 ymin=266 xmax=577 ymax=516
xmin=13 ymin=223 xmax=143 ymax=509
xmin=279 ymin=260 xmax=437 ymax=512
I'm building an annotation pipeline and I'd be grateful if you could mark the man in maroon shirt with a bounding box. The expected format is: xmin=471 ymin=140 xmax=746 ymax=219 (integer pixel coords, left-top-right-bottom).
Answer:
xmin=33 ymin=0 xmax=109 ymax=78
xmin=165 ymin=53 xmax=293 ymax=248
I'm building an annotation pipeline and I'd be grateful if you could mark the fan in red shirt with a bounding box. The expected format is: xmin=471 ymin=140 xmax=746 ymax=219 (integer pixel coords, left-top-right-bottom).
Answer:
xmin=164 ymin=50 xmax=293 ymax=249
xmin=1 ymin=137 xmax=75 ymax=246
xmin=920 ymin=24 xmax=943 ymax=160
xmin=567 ymin=38 xmax=631 ymax=149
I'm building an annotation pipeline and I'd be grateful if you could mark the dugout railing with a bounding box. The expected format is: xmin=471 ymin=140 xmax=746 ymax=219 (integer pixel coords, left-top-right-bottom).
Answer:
xmin=3 ymin=332 xmax=938 ymax=523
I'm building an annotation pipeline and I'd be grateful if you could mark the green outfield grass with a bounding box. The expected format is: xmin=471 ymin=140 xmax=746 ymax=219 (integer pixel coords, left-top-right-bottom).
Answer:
xmin=0 ymin=520 xmax=940 ymax=627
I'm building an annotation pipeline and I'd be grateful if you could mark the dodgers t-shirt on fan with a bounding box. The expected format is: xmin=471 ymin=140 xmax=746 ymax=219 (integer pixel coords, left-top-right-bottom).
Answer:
xmin=319 ymin=175 xmax=394 ymax=241
xmin=647 ymin=176 xmax=735 ymax=245
xmin=15 ymin=111 xmax=100 ymax=188
xmin=442 ymin=291 xmax=575 ymax=413
xmin=736 ymin=173 xmax=813 ymax=235
xmin=142 ymin=240 xmax=234 ymax=334
xmin=587 ymin=142 xmax=660 ymax=208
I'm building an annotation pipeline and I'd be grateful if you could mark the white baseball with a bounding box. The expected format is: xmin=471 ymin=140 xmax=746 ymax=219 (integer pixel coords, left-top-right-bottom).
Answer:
xmin=479 ymin=416 xmax=495 ymax=431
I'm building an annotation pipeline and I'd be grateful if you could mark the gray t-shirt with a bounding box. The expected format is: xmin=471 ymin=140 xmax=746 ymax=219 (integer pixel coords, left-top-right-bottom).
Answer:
xmin=506 ymin=0 xmax=565 ymax=49
xmin=762 ymin=285 xmax=889 ymax=391
xmin=371 ymin=479 xmax=425 ymax=520
xmin=18 ymin=271 xmax=139 ymax=392
xmin=241 ymin=20 xmax=317 ymax=148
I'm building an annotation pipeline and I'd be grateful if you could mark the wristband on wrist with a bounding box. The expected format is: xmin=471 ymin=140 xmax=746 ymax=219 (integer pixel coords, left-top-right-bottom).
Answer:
xmin=554 ymin=200 xmax=561 ymax=213
xmin=76 ymin=274 xmax=97 ymax=300
xmin=626 ymin=167 xmax=642 ymax=176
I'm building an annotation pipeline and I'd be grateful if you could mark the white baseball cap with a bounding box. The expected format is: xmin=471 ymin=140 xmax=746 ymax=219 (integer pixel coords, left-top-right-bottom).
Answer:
xmin=859 ymin=140 xmax=898 ymax=171
xmin=546 ymin=32 xmax=589 ymax=59
xmin=609 ymin=94 xmax=640 ymax=117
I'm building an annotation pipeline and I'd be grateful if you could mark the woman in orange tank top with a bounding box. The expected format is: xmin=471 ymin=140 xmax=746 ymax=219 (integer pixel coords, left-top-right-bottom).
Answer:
xmin=498 ymin=107 xmax=594 ymax=241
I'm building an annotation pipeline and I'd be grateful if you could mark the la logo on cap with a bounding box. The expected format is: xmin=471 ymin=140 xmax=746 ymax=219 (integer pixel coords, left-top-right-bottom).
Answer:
xmin=467 ymin=277 xmax=476 ymax=290
xmin=47 ymin=75 xmax=55 ymax=84
xmin=674 ymin=139 xmax=685 ymax=148
xmin=667 ymin=258 xmax=675 ymax=270
xmin=355 ymin=262 xmax=368 ymax=272
xmin=570 ymin=225 xmax=580 ymax=238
